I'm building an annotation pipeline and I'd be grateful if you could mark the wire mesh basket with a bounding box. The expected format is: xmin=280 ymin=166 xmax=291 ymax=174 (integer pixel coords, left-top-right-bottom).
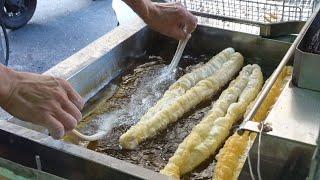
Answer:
xmin=167 ymin=0 xmax=320 ymax=36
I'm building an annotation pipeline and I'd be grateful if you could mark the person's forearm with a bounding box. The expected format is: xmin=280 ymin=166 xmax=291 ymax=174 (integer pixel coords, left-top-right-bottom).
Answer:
xmin=122 ymin=0 xmax=197 ymax=40
xmin=123 ymin=0 xmax=155 ymax=22
xmin=0 ymin=64 xmax=14 ymax=104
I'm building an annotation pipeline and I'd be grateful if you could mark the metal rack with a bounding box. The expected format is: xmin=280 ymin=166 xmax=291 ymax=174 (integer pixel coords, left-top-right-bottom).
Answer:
xmin=196 ymin=16 xmax=261 ymax=34
xmin=168 ymin=0 xmax=319 ymax=36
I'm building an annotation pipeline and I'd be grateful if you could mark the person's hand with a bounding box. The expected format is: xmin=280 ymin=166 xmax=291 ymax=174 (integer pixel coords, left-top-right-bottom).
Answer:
xmin=124 ymin=0 xmax=197 ymax=40
xmin=0 ymin=69 xmax=84 ymax=139
xmin=146 ymin=2 xmax=197 ymax=40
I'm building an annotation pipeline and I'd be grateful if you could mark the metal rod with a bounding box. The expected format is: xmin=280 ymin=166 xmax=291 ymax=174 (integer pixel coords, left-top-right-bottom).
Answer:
xmin=173 ymin=0 xmax=317 ymax=22
xmin=239 ymin=4 xmax=319 ymax=131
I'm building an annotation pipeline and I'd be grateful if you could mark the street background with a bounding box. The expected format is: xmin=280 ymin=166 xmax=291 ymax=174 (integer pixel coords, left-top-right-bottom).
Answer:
xmin=1 ymin=0 xmax=119 ymax=120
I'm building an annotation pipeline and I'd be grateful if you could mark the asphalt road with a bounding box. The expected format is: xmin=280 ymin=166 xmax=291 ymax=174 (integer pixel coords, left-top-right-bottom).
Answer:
xmin=1 ymin=0 xmax=118 ymax=120
xmin=8 ymin=0 xmax=118 ymax=73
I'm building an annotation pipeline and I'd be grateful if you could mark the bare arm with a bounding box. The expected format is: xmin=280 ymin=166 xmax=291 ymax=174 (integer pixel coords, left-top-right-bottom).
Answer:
xmin=0 ymin=64 xmax=84 ymax=139
xmin=0 ymin=64 xmax=12 ymax=102
xmin=123 ymin=0 xmax=197 ymax=40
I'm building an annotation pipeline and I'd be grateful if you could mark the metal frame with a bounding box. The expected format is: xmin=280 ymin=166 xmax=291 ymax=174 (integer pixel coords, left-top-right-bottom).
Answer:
xmin=0 ymin=120 xmax=167 ymax=180
xmin=171 ymin=0 xmax=317 ymax=23
xmin=167 ymin=0 xmax=319 ymax=36
xmin=239 ymin=4 xmax=320 ymax=134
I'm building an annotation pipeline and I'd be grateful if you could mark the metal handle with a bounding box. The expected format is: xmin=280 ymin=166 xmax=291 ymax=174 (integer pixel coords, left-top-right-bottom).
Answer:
xmin=238 ymin=4 xmax=320 ymax=132
xmin=71 ymin=129 xmax=108 ymax=141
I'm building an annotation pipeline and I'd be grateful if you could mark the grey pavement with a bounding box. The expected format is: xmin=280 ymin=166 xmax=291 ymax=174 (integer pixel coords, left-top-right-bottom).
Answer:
xmin=8 ymin=0 xmax=118 ymax=73
xmin=1 ymin=0 xmax=119 ymax=120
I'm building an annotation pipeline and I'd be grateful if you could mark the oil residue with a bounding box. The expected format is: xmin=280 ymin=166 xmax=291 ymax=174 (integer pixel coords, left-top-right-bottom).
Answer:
xmin=308 ymin=28 xmax=320 ymax=54
xmin=72 ymin=54 xmax=219 ymax=179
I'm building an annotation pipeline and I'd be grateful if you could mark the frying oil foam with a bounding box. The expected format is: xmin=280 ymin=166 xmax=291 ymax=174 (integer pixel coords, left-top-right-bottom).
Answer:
xmin=94 ymin=66 xmax=178 ymax=132
xmin=128 ymin=67 xmax=177 ymax=123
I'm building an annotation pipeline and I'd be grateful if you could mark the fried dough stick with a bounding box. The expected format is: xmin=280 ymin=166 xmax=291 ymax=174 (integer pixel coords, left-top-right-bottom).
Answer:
xmin=213 ymin=66 xmax=292 ymax=180
xmin=119 ymin=51 xmax=243 ymax=149
xmin=160 ymin=64 xmax=263 ymax=179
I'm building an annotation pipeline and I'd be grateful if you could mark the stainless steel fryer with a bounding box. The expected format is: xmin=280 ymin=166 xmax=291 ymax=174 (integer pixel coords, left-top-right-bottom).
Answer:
xmin=0 ymin=17 xmax=319 ymax=179
xmin=293 ymin=7 xmax=320 ymax=91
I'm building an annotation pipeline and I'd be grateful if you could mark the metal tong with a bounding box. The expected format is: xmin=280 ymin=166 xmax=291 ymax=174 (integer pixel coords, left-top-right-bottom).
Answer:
xmin=166 ymin=34 xmax=192 ymax=75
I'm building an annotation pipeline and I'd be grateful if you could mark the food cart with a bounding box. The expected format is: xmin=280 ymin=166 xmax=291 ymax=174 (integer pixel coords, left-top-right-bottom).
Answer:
xmin=1 ymin=0 xmax=320 ymax=179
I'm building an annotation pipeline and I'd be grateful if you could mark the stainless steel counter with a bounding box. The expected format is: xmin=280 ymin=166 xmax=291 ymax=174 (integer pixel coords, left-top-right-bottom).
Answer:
xmin=266 ymin=81 xmax=320 ymax=146
xmin=240 ymin=81 xmax=320 ymax=179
